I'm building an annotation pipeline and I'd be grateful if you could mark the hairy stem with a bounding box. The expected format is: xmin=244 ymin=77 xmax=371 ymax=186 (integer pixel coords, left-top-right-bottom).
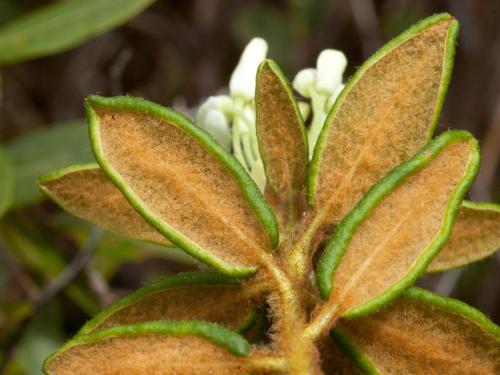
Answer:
xmin=258 ymin=253 xmax=321 ymax=374
xmin=287 ymin=210 xmax=327 ymax=284
xmin=304 ymin=303 xmax=341 ymax=341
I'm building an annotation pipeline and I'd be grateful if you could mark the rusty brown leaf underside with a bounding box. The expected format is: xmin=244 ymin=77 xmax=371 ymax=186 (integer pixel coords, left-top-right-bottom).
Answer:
xmin=45 ymin=332 xmax=284 ymax=375
xmin=427 ymin=201 xmax=500 ymax=272
xmin=334 ymin=288 xmax=500 ymax=374
xmin=39 ymin=164 xmax=172 ymax=247
xmin=40 ymin=12 xmax=500 ymax=375
xmin=256 ymin=60 xmax=308 ymax=236
xmin=314 ymin=132 xmax=478 ymax=323
xmin=77 ymin=272 xmax=267 ymax=335
xmin=308 ymin=16 xmax=457 ymax=227
xmin=87 ymin=96 xmax=278 ymax=277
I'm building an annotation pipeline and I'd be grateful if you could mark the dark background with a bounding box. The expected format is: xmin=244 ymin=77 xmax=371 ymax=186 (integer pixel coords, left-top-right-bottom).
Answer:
xmin=0 ymin=1 xmax=499 ymax=373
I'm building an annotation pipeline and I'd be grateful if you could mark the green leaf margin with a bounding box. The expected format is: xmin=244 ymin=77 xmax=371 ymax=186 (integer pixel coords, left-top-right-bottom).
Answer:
xmin=426 ymin=200 xmax=500 ymax=273
xmin=77 ymin=271 xmax=243 ymax=335
xmin=255 ymin=59 xmax=309 ymax=193
xmin=0 ymin=0 xmax=155 ymax=65
xmin=307 ymin=13 xmax=459 ymax=205
xmin=330 ymin=287 xmax=500 ymax=375
xmin=315 ymin=130 xmax=480 ymax=318
xmin=86 ymin=95 xmax=279 ymax=277
xmin=38 ymin=162 xmax=175 ymax=248
xmin=43 ymin=320 xmax=251 ymax=374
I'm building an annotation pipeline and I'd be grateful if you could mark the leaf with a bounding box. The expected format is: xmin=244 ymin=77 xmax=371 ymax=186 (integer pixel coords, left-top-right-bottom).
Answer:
xmin=14 ymin=303 xmax=65 ymax=375
xmin=0 ymin=0 xmax=155 ymax=65
xmin=318 ymin=337 xmax=362 ymax=374
xmin=427 ymin=201 xmax=500 ymax=272
xmin=43 ymin=321 xmax=282 ymax=374
xmin=0 ymin=145 xmax=14 ymax=217
xmin=255 ymin=60 xmax=308 ymax=232
xmin=6 ymin=121 xmax=94 ymax=208
xmin=332 ymin=288 xmax=500 ymax=374
xmin=86 ymin=95 xmax=278 ymax=277
xmin=39 ymin=164 xmax=173 ymax=248
xmin=316 ymin=131 xmax=479 ymax=319
xmin=77 ymin=272 xmax=266 ymax=335
xmin=307 ymin=14 xmax=459 ymax=225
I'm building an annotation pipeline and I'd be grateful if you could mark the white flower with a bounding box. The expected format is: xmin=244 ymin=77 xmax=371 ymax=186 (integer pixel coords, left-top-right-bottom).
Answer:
xmin=229 ymin=38 xmax=268 ymax=101
xmin=196 ymin=39 xmax=348 ymax=189
xmin=197 ymin=39 xmax=268 ymax=190
xmin=292 ymin=49 xmax=348 ymax=156
xmin=202 ymin=110 xmax=232 ymax=149
xmin=315 ymin=49 xmax=347 ymax=95
xmin=293 ymin=68 xmax=317 ymax=98
xmin=196 ymin=95 xmax=233 ymax=149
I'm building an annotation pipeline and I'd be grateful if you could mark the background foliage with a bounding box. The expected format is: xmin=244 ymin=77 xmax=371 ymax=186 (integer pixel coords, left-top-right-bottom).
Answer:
xmin=0 ymin=0 xmax=498 ymax=373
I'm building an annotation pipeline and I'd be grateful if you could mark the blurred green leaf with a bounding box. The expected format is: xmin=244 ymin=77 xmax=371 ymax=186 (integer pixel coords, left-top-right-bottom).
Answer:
xmin=0 ymin=0 xmax=22 ymax=26
xmin=0 ymin=0 xmax=155 ymax=65
xmin=232 ymin=3 xmax=290 ymax=69
xmin=0 ymin=301 xmax=32 ymax=343
xmin=5 ymin=121 xmax=94 ymax=208
xmin=1 ymin=219 xmax=98 ymax=315
xmin=14 ymin=303 xmax=65 ymax=375
xmin=0 ymin=145 xmax=14 ymax=217
xmin=381 ymin=6 xmax=427 ymax=37
xmin=291 ymin=0 xmax=331 ymax=30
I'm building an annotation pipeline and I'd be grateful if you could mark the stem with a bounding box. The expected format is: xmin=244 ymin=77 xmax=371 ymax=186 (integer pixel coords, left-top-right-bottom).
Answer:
xmin=248 ymin=355 xmax=288 ymax=373
xmin=303 ymin=303 xmax=340 ymax=341
xmin=287 ymin=210 xmax=327 ymax=283
xmin=308 ymin=91 xmax=328 ymax=157
xmin=232 ymin=120 xmax=247 ymax=168
xmin=257 ymin=253 xmax=321 ymax=374
xmin=283 ymin=190 xmax=299 ymax=242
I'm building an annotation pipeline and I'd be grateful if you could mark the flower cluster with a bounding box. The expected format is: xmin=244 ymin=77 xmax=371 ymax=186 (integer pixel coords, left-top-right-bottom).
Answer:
xmin=196 ymin=38 xmax=348 ymax=189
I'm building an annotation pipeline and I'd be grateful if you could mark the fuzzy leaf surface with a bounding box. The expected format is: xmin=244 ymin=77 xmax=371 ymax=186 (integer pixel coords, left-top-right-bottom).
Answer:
xmin=256 ymin=60 xmax=308 ymax=223
xmin=316 ymin=131 xmax=479 ymax=318
xmin=87 ymin=95 xmax=279 ymax=277
xmin=308 ymin=13 xmax=458 ymax=226
xmin=318 ymin=337 xmax=362 ymax=374
xmin=43 ymin=321 xmax=279 ymax=374
xmin=78 ymin=272 xmax=265 ymax=335
xmin=39 ymin=164 xmax=173 ymax=247
xmin=427 ymin=201 xmax=500 ymax=272
xmin=332 ymin=288 xmax=500 ymax=374
xmin=0 ymin=0 xmax=155 ymax=65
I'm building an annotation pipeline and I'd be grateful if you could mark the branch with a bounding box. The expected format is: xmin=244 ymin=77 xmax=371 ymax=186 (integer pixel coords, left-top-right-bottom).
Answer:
xmin=0 ymin=227 xmax=103 ymax=372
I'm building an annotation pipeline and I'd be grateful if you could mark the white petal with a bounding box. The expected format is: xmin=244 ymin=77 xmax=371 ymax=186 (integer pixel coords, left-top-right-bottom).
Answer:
xmin=196 ymin=95 xmax=232 ymax=124
xmin=315 ymin=49 xmax=347 ymax=95
xmin=201 ymin=110 xmax=232 ymax=149
xmin=298 ymin=101 xmax=311 ymax=121
xmin=229 ymin=38 xmax=268 ymax=101
xmin=327 ymin=83 xmax=345 ymax=110
xmin=293 ymin=68 xmax=317 ymax=98
xmin=250 ymin=158 xmax=266 ymax=192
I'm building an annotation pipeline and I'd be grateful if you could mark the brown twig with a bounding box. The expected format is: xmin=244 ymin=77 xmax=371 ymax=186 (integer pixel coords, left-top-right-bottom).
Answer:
xmin=86 ymin=265 xmax=115 ymax=308
xmin=0 ymin=227 xmax=103 ymax=372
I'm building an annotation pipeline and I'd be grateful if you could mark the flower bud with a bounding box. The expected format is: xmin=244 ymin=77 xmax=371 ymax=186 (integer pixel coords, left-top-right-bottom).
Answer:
xmin=229 ymin=38 xmax=268 ymax=101
xmin=315 ymin=49 xmax=347 ymax=95
xmin=293 ymin=68 xmax=316 ymax=98
xmin=201 ymin=109 xmax=232 ymax=149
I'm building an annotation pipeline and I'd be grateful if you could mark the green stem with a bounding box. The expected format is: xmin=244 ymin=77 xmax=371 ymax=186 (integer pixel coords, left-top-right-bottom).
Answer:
xmin=308 ymin=91 xmax=328 ymax=157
